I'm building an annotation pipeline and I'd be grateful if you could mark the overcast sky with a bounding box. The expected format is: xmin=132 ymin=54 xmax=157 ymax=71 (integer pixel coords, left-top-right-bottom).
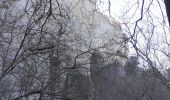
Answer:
xmin=97 ymin=0 xmax=127 ymax=21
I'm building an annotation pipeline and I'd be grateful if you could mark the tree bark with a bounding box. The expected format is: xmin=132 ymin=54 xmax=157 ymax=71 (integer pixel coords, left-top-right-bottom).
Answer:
xmin=164 ymin=0 xmax=170 ymax=25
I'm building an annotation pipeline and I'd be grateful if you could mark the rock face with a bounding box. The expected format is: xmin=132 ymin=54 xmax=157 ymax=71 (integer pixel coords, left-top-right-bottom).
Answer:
xmin=58 ymin=0 xmax=128 ymax=100
xmin=90 ymin=52 xmax=124 ymax=100
xmin=42 ymin=0 xmax=128 ymax=99
xmin=63 ymin=70 xmax=91 ymax=100
xmin=60 ymin=0 xmax=128 ymax=61
xmin=62 ymin=0 xmax=128 ymax=100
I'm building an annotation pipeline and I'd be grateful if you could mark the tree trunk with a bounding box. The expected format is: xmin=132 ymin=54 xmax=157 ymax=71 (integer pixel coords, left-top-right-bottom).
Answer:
xmin=164 ymin=0 xmax=170 ymax=25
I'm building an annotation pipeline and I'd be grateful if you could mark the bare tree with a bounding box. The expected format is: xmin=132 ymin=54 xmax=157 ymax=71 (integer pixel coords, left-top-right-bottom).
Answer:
xmin=0 ymin=0 xmax=129 ymax=100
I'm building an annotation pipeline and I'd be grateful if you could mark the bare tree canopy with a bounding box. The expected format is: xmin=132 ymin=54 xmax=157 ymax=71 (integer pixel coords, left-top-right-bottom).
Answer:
xmin=0 ymin=0 xmax=170 ymax=100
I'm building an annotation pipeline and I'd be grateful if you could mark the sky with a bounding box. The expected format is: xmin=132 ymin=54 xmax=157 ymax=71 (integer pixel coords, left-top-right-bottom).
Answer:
xmin=97 ymin=0 xmax=170 ymax=69
xmin=98 ymin=0 xmax=167 ymax=22
xmin=97 ymin=0 xmax=127 ymax=21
